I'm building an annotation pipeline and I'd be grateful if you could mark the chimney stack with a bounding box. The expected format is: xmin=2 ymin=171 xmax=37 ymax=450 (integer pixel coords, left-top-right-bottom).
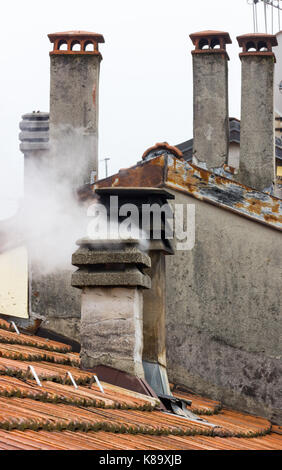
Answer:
xmin=48 ymin=31 xmax=105 ymax=187
xmin=190 ymin=31 xmax=232 ymax=170
xmin=72 ymin=239 xmax=151 ymax=378
xmin=237 ymin=33 xmax=277 ymax=192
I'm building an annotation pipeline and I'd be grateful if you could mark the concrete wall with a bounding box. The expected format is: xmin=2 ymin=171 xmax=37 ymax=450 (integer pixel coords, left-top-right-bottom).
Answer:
xmin=166 ymin=189 xmax=282 ymax=424
xmin=31 ymin=266 xmax=81 ymax=343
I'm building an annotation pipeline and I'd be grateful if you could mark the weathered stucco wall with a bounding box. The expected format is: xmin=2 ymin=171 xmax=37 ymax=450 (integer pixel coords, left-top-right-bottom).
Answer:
xmin=31 ymin=267 xmax=81 ymax=343
xmin=166 ymin=189 xmax=282 ymax=424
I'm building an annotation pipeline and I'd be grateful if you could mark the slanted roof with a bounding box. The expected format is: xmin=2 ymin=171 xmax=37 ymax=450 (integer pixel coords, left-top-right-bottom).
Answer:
xmin=93 ymin=154 xmax=282 ymax=232
xmin=176 ymin=118 xmax=282 ymax=162
xmin=0 ymin=317 xmax=280 ymax=450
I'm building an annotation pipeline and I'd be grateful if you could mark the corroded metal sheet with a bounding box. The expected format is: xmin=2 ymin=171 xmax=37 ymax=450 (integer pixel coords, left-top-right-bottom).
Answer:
xmin=165 ymin=156 xmax=282 ymax=230
xmin=94 ymin=155 xmax=282 ymax=231
xmin=94 ymin=155 xmax=167 ymax=189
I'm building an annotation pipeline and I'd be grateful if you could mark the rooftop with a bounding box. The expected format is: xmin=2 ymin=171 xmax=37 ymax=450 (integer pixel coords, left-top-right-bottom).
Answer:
xmin=0 ymin=318 xmax=280 ymax=450
xmin=93 ymin=153 xmax=282 ymax=232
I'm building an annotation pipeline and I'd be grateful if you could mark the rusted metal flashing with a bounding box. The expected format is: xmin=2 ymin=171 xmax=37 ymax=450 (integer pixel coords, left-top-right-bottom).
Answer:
xmin=93 ymin=155 xmax=282 ymax=232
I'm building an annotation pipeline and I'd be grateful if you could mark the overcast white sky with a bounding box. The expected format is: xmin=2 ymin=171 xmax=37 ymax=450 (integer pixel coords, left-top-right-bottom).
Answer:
xmin=0 ymin=0 xmax=277 ymax=219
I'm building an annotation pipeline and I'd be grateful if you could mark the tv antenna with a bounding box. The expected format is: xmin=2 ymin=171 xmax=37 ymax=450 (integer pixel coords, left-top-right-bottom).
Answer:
xmin=247 ymin=0 xmax=282 ymax=33
xmin=100 ymin=157 xmax=110 ymax=178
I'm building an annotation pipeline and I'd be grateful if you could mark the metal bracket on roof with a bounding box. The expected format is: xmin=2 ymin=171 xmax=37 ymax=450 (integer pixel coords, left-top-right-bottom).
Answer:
xmin=11 ymin=321 xmax=20 ymax=335
xmin=26 ymin=366 xmax=42 ymax=387
xmin=158 ymin=394 xmax=208 ymax=423
xmin=89 ymin=375 xmax=105 ymax=394
xmin=63 ymin=372 xmax=78 ymax=389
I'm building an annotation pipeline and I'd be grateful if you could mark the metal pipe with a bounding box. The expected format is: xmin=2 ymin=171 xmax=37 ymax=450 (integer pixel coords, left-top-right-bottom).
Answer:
xmin=264 ymin=0 xmax=268 ymax=33
xmin=253 ymin=2 xmax=257 ymax=31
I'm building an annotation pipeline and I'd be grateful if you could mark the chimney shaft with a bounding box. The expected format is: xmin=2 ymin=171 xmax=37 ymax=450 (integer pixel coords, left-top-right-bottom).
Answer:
xmin=72 ymin=239 xmax=151 ymax=378
xmin=190 ymin=31 xmax=232 ymax=170
xmin=48 ymin=31 xmax=104 ymax=187
xmin=237 ymin=33 xmax=277 ymax=192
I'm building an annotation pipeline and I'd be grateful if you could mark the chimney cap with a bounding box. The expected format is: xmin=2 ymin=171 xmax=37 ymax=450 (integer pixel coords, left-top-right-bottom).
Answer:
xmin=142 ymin=142 xmax=183 ymax=161
xmin=48 ymin=30 xmax=105 ymax=43
xmin=237 ymin=33 xmax=277 ymax=58
xmin=190 ymin=30 xmax=232 ymax=57
xmin=48 ymin=30 xmax=105 ymax=56
xmin=190 ymin=30 xmax=232 ymax=44
xmin=237 ymin=33 xmax=277 ymax=47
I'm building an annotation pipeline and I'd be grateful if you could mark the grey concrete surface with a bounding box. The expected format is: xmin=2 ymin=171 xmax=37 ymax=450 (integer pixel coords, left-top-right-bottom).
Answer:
xmin=166 ymin=189 xmax=282 ymax=423
xmin=31 ymin=267 xmax=81 ymax=343
xmin=80 ymin=286 xmax=144 ymax=377
xmin=72 ymin=245 xmax=151 ymax=268
xmin=192 ymin=53 xmax=229 ymax=169
xmin=50 ymin=54 xmax=101 ymax=187
xmin=239 ymin=55 xmax=275 ymax=192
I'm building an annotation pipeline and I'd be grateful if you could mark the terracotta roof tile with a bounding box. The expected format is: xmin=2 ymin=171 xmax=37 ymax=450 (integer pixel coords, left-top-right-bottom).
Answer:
xmin=0 ymin=321 xmax=280 ymax=449
xmin=0 ymin=328 xmax=72 ymax=353
xmin=0 ymin=343 xmax=79 ymax=366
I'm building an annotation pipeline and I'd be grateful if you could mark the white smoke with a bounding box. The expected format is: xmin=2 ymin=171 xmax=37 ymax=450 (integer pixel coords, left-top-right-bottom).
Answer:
xmin=15 ymin=125 xmax=96 ymax=274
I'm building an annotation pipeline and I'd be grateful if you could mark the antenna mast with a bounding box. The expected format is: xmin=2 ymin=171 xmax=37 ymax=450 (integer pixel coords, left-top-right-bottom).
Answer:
xmin=248 ymin=0 xmax=282 ymax=33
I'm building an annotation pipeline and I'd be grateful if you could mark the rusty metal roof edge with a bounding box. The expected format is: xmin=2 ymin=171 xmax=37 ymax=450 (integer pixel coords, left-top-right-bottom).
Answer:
xmin=165 ymin=180 xmax=282 ymax=232
xmin=93 ymin=155 xmax=167 ymax=191
xmin=164 ymin=156 xmax=282 ymax=232
xmin=93 ymin=155 xmax=282 ymax=232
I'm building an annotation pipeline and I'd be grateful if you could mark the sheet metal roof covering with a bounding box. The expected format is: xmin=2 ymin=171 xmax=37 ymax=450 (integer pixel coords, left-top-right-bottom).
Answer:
xmin=0 ymin=318 xmax=281 ymax=450
xmin=93 ymin=153 xmax=282 ymax=232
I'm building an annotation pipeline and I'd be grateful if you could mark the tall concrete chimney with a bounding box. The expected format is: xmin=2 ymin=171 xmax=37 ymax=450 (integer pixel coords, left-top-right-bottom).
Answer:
xmin=237 ymin=34 xmax=277 ymax=192
xmin=48 ymin=31 xmax=105 ymax=187
xmin=190 ymin=31 xmax=232 ymax=170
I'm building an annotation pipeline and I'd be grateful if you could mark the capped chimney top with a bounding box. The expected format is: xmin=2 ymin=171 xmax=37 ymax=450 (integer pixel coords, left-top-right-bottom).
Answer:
xmin=190 ymin=30 xmax=232 ymax=57
xmin=48 ymin=30 xmax=105 ymax=56
xmin=237 ymin=33 xmax=277 ymax=59
xmin=142 ymin=142 xmax=183 ymax=162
